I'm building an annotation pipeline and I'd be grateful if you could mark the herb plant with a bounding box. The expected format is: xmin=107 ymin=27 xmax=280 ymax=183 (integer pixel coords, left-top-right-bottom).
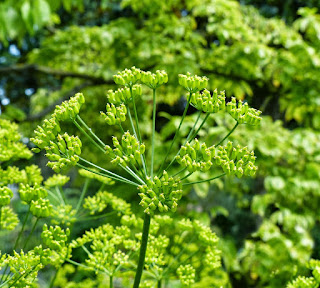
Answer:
xmin=1 ymin=68 xmax=261 ymax=287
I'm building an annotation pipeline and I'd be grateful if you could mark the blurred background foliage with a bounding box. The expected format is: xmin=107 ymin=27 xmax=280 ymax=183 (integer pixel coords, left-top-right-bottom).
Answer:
xmin=1 ymin=0 xmax=320 ymax=287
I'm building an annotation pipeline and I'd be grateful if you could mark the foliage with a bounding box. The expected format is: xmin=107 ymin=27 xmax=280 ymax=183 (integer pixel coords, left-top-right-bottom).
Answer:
xmin=2 ymin=0 xmax=320 ymax=287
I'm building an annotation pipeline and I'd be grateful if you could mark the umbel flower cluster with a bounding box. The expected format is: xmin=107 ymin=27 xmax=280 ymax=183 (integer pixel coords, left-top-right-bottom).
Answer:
xmin=0 ymin=120 xmax=73 ymax=287
xmin=29 ymin=67 xmax=261 ymax=287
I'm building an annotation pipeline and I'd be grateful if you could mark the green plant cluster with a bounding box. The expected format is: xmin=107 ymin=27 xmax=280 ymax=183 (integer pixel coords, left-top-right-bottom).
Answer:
xmin=25 ymin=68 xmax=260 ymax=287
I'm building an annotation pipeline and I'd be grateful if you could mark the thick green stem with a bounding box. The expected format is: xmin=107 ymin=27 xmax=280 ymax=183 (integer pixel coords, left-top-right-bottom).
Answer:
xmin=76 ymin=178 xmax=90 ymax=213
xmin=133 ymin=214 xmax=151 ymax=288
xmin=158 ymin=92 xmax=192 ymax=175
xmin=182 ymin=173 xmax=226 ymax=186
xmin=157 ymin=280 xmax=162 ymax=288
xmin=23 ymin=218 xmax=39 ymax=250
xmin=215 ymin=122 xmax=239 ymax=147
xmin=151 ymin=88 xmax=157 ymax=178
xmin=0 ymin=207 xmax=2 ymax=231
xmin=110 ymin=275 xmax=113 ymax=288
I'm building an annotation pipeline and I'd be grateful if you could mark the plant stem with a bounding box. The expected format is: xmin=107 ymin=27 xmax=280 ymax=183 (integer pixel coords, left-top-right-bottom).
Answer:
xmin=164 ymin=111 xmax=204 ymax=173
xmin=127 ymin=104 xmax=148 ymax=176
xmin=1 ymin=209 xmax=31 ymax=282
xmin=181 ymin=172 xmax=193 ymax=181
xmin=76 ymin=115 xmax=106 ymax=147
xmin=0 ymin=207 xmax=2 ymax=231
xmin=77 ymin=211 xmax=117 ymax=222
xmin=188 ymin=113 xmax=210 ymax=142
xmin=78 ymin=156 xmax=140 ymax=185
xmin=76 ymin=163 xmax=139 ymax=187
xmin=172 ymin=167 xmax=187 ymax=178
xmin=110 ymin=275 xmax=113 ymax=288
xmin=23 ymin=218 xmax=39 ymax=250
xmin=48 ymin=268 xmax=59 ymax=288
xmin=118 ymin=123 xmax=125 ymax=134
xmin=7 ymin=264 xmax=39 ymax=288
xmin=47 ymin=189 xmax=62 ymax=204
xmin=73 ymin=119 xmax=105 ymax=153
xmin=76 ymin=178 xmax=90 ymax=213
xmin=55 ymin=186 xmax=65 ymax=205
xmin=157 ymin=280 xmax=162 ymax=288
xmin=151 ymin=88 xmax=157 ymax=178
xmin=133 ymin=214 xmax=151 ymax=288
xmin=158 ymin=92 xmax=192 ymax=175
xmin=77 ymin=115 xmax=143 ymax=184
xmin=182 ymin=173 xmax=226 ymax=186
xmin=215 ymin=122 xmax=239 ymax=147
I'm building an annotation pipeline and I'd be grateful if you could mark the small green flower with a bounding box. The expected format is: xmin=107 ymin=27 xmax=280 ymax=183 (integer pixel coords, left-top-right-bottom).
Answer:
xmin=179 ymin=72 xmax=208 ymax=93
xmin=19 ymin=184 xmax=47 ymax=204
xmin=107 ymin=85 xmax=142 ymax=104
xmin=32 ymin=117 xmax=61 ymax=151
xmin=44 ymin=174 xmax=70 ymax=188
xmin=190 ymin=88 xmax=226 ymax=113
xmin=176 ymin=139 xmax=215 ymax=173
xmin=101 ymin=103 xmax=127 ymax=125
xmin=177 ymin=264 xmax=196 ymax=287
xmin=138 ymin=171 xmax=182 ymax=215
xmin=30 ymin=198 xmax=53 ymax=218
xmin=140 ymin=70 xmax=168 ymax=89
xmin=105 ymin=131 xmax=145 ymax=167
xmin=227 ymin=97 xmax=261 ymax=125
xmin=45 ymin=133 xmax=82 ymax=173
xmin=42 ymin=224 xmax=70 ymax=252
xmin=113 ymin=66 xmax=141 ymax=86
xmin=0 ymin=186 xmax=13 ymax=207
xmin=214 ymin=141 xmax=257 ymax=177
xmin=53 ymin=92 xmax=85 ymax=121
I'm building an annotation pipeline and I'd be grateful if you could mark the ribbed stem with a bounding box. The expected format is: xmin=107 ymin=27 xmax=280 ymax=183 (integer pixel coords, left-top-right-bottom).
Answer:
xmin=133 ymin=214 xmax=151 ymax=288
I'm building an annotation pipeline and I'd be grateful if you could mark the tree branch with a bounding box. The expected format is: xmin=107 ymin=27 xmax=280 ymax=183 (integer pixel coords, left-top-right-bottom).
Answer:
xmin=0 ymin=64 xmax=113 ymax=85
xmin=23 ymin=82 xmax=101 ymax=121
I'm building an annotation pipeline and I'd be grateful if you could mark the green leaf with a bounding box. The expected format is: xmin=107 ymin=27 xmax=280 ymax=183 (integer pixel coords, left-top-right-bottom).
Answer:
xmin=62 ymin=0 xmax=71 ymax=12
xmin=32 ymin=0 xmax=51 ymax=29
xmin=21 ymin=1 xmax=33 ymax=34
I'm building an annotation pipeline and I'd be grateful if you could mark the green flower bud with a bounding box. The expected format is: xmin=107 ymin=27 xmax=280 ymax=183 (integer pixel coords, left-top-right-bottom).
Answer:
xmin=226 ymin=97 xmax=261 ymax=125
xmin=138 ymin=172 xmax=182 ymax=215
xmin=30 ymin=198 xmax=53 ymax=218
xmin=141 ymin=70 xmax=168 ymax=89
xmin=179 ymin=72 xmax=209 ymax=93
xmin=113 ymin=66 xmax=141 ymax=86
xmin=177 ymin=264 xmax=196 ymax=286
xmin=0 ymin=186 xmax=13 ymax=207
xmin=19 ymin=184 xmax=47 ymax=204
